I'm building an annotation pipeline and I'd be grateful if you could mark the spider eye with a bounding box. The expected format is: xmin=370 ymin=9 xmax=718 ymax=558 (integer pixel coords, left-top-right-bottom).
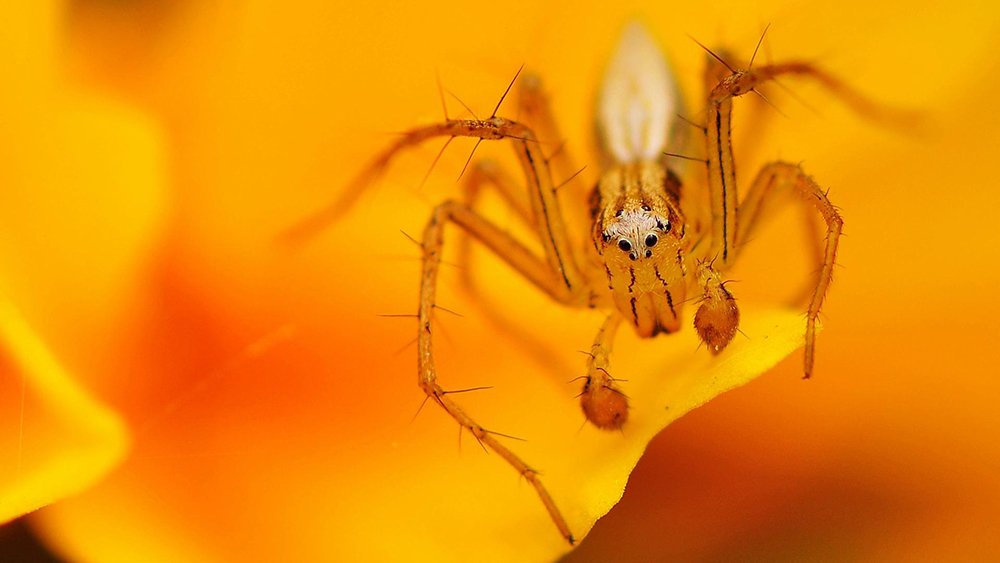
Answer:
xmin=617 ymin=239 xmax=632 ymax=252
xmin=645 ymin=234 xmax=658 ymax=247
xmin=662 ymin=220 xmax=672 ymax=232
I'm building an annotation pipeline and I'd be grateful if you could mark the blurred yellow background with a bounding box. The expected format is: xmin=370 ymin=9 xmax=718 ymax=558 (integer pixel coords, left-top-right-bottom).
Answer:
xmin=1 ymin=0 xmax=999 ymax=561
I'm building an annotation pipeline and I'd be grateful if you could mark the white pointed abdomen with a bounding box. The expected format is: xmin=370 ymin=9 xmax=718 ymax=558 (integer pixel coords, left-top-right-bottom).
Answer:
xmin=598 ymin=21 xmax=684 ymax=164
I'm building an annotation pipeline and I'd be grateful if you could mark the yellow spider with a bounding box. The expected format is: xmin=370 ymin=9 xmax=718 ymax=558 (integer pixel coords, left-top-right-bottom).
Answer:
xmin=292 ymin=21 xmax=872 ymax=544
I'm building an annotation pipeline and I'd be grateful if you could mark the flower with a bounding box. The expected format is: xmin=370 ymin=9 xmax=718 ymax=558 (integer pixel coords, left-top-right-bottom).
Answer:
xmin=0 ymin=0 xmax=153 ymax=528
xmin=3 ymin=1 xmax=1000 ymax=561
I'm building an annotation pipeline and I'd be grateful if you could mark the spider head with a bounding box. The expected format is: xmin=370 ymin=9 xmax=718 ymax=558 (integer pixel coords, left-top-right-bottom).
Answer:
xmin=591 ymin=162 xmax=684 ymax=267
xmin=595 ymin=199 xmax=687 ymax=337
xmin=599 ymin=206 xmax=675 ymax=263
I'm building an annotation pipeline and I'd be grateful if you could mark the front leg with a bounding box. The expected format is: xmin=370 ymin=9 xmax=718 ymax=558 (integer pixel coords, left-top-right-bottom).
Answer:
xmin=285 ymin=117 xmax=587 ymax=299
xmin=702 ymin=54 xmax=882 ymax=268
xmin=699 ymin=54 xmax=861 ymax=372
xmin=702 ymin=51 xmax=741 ymax=266
xmin=419 ymin=199 xmax=577 ymax=543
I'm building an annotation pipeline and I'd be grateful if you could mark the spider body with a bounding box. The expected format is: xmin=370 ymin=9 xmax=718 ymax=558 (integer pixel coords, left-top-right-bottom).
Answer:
xmin=300 ymin=20 xmax=864 ymax=545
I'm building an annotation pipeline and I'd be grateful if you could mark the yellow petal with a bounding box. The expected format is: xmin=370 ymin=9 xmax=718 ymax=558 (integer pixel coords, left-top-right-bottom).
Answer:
xmin=31 ymin=1 xmax=807 ymax=560
xmin=320 ymin=305 xmax=808 ymax=561
xmin=0 ymin=297 xmax=128 ymax=522
xmin=0 ymin=0 xmax=159 ymax=527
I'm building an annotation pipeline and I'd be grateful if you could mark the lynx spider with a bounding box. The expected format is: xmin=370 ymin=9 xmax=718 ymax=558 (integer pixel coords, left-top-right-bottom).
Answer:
xmin=295 ymin=22 xmax=868 ymax=544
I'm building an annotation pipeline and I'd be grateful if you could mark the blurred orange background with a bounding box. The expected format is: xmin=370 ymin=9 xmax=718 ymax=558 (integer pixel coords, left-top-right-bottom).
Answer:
xmin=1 ymin=0 xmax=999 ymax=561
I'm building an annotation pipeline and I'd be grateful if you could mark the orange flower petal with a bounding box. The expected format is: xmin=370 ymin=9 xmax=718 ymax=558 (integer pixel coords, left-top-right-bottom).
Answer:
xmin=0 ymin=0 xmax=164 ymax=533
xmin=24 ymin=0 xmax=1000 ymax=561
xmin=0 ymin=297 xmax=128 ymax=522
xmin=302 ymin=305 xmax=809 ymax=560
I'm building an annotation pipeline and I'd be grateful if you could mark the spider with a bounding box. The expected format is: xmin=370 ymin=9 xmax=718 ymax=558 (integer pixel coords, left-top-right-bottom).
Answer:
xmin=290 ymin=21 xmax=869 ymax=545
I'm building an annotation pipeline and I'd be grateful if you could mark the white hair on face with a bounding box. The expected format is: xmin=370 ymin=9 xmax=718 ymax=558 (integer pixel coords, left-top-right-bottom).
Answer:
xmin=597 ymin=21 xmax=682 ymax=164
xmin=603 ymin=209 xmax=659 ymax=244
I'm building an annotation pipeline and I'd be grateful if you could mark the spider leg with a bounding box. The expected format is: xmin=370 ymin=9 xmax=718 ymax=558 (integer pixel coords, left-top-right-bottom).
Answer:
xmin=419 ymin=199 xmax=575 ymax=543
xmin=461 ymin=158 xmax=532 ymax=222
xmin=299 ymin=91 xmax=593 ymax=542
xmin=791 ymin=206 xmax=825 ymax=307
xmin=734 ymin=162 xmax=843 ymax=378
xmin=455 ymin=71 xmax=588 ymax=298
xmin=712 ymin=61 xmax=909 ymax=126
xmin=700 ymin=52 xmax=854 ymax=367
xmin=518 ymin=74 xmax=578 ymax=179
xmin=362 ymin=118 xmax=587 ymax=298
xmin=687 ymin=50 xmax=745 ymax=357
xmin=579 ymin=314 xmax=628 ymax=430
xmin=457 ymin=158 xmax=533 ymax=296
xmin=454 ymin=160 xmax=572 ymax=374
xmin=518 ymin=74 xmax=590 ymax=223
xmin=702 ymin=54 xmax=886 ymax=267
xmin=455 ymin=157 xmax=628 ymax=431
xmin=734 ymin=174 xmax=825 ymax=307
xmin=702 ymin=51 xmax=741 ymax=266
